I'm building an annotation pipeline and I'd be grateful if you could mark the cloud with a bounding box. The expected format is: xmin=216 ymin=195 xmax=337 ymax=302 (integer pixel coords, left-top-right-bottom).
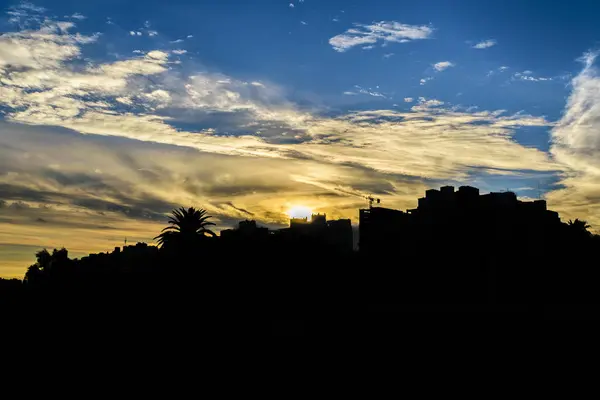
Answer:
xmin=473 ymin=39 xmax=497 ymax=49
xmin=420 ymin=77 xmax=433 ymax=85
xmin=433 ymin=61 xmax=455 ymax=72
xmin=412 ymin=97 xmax=444 ymax=110
xmin=0 ymin=122 xmax=426 ymax=274
xmin=347 ymin=85 xmax=387 ymax=98
xmin=404 ymin=97 xmax=414 ymax=103
xmin=130 ymin=31 xmax=142 ymax=36
xmin=0 ymin=18 xmax=555 ymax=178
xmin=172 ymin=49 xmax=187 ymax=55
xmin=487 ymin=66 xmax=510 ymax=77
xmin=545 ymin=51 xmax=600 ymax=231
xmin=329 ymin=21 xmax=433 ymax=52
xmin=300 ymin=21 xmax=307 ymax=25
xmin=511 ymin=70 xmax=566 ymax=82
xmin=289 ymin=3 xmax=294 ymax=8
xmin=7 ymin=2 xmax=46 ymax=24
xmin=12 ymin=2 xmax=45 ymax=12
xmin=0 ymin=15 xmax=575 ymax=274
xmin=148 ymin=30 xmax=158 ymax=37
xmin=67 ymin=13 xmax=86 ymax=20
xmin=383 ymin=53 xmax=394 ymax=58
xmin=0 ymin=22 xmax=91 ymax=63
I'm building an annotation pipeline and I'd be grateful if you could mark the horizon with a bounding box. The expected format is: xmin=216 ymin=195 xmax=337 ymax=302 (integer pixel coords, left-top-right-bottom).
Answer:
xmin=1 ymin=183 xmax=588 ymax=278
xmin=1 ymin=0 xmax=600 ymax=276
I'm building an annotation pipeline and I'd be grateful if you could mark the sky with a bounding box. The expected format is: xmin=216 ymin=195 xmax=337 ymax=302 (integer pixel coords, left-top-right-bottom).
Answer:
xmin=1 ymin=0 xmax=600 ymax=276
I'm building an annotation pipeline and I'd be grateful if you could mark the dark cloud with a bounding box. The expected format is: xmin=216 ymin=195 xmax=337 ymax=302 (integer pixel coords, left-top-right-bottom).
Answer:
xmin=224 ymin=202 xmax=254 ymax=216
xmin=8 ymin=201 xmax=30 ymax=211
xmin=187 ymin=181 xmax=295 ymax=198
xmin=42 ymin=170 xmax=114 ymax=190
xmin=0 ymin=183 xmax=51 ymax=203
xmin=72 ymin=197 xmax=174 ymax=222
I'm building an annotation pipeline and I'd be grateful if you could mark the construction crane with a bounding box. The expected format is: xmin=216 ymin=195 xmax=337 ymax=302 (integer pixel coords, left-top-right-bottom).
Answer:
xmin=365 ymin=195 xmax=381 ymax=208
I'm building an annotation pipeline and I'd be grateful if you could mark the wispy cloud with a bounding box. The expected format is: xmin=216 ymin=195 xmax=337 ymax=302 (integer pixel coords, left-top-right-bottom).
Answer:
xmin=511 ymin=70 xmax=570 ymax=82
xmin=0 ymin=12 xmax=581 ymax=273
xmin=547 ymin=51 xmax=600 ymax=232
xmin=66 ymin=12 xmax=86 ymax=20
xmin=473 ymin=39 xmax=497 ymax=49
xmin=7 ymin=1 xmax=46 ymax=24
xmin=433 ymin=61 xmax=455 ymax=72
xmin=329 ymin=21 xmax=433 ymax=52
xmin=345 ymin=85 xmax=387 ymax=98
xmin=420 ymin=77 xmax=433 ymax=85
xmin=487 ymin=65 xmax=509 ymax=77
xmin=0 ymin=15 xmax=554 ymax=181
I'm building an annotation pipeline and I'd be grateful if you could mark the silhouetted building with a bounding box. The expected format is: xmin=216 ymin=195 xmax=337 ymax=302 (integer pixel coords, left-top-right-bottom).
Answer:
xmin=361 ymin=185 xmax=562 ymax=255
xmin=326 ymin=218 xmax=353 ymax=253
xmin=359 ymin=206 xmax=408 ymax=253
xmin=272 ymin=213 xmax=353 ymax=254
xmin=220 ymin=220 xmax=269 ymax=240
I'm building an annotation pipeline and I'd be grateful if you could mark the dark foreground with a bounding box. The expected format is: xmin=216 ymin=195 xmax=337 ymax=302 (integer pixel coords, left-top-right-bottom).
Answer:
xmin=1 ymin=236 xmax=599 ymax=339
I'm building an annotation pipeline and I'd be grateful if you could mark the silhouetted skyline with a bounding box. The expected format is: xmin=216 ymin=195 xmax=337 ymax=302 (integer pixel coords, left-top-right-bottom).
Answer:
xmin=1 ymin=1 xmax=600 ymax=278
xmin=1 ymin=185 xmax=598 ymax=336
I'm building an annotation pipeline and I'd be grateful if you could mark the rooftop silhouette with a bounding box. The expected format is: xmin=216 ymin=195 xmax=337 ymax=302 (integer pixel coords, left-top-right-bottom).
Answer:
xmin=1 ymin=185 xmax=599 ymax=337
xmin=360 ymin=185 xmax=561 ymax=254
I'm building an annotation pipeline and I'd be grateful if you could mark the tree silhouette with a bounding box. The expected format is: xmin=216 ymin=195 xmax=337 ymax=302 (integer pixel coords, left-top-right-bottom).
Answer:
xmin=154 ymin=207 xmax=216 ymax=248
xmin=568 ymin=219 xmax=592 ymax=238
xmin=23 ymin=248 xmax=71 ymax=285
xmin=35 ymin=249 xmax=52 ymax=271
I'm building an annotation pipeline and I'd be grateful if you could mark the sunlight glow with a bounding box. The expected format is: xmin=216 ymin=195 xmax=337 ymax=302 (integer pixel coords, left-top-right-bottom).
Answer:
xmin=287 ymin=206 xmax=313 ymax=220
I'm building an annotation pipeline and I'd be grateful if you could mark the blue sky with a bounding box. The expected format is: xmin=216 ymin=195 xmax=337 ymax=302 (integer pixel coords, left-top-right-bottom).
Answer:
xmin=0 ymin=0 xmax=599 ymax=276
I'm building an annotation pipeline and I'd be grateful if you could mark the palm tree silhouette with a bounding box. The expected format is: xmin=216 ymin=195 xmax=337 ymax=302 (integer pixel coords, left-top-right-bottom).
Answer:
xmin=155 ymin=207 xmax=216 ymax=248
xmin=567 ymin=219 xmax=592 ymax=238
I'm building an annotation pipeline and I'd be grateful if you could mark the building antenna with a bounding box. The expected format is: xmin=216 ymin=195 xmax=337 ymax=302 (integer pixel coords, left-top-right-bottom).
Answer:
xmin=124 ymin=237 xmax=127 ymax=246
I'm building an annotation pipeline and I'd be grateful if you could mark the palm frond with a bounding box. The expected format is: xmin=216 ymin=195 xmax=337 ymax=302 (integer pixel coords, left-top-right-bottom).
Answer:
xmin=155 ymin=206 xmax=217 ymax=248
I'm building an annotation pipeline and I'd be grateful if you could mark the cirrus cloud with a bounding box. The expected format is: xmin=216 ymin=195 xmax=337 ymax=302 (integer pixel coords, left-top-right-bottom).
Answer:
xmin=473 ymin=39 xmax=497 ymax=49
xmin=329 ymin=21 xmax=434 ymax=52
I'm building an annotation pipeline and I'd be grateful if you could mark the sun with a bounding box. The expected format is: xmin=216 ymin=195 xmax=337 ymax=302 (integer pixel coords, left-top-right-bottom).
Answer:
xmin=287 ymin=205 xmax=313 ymax=220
